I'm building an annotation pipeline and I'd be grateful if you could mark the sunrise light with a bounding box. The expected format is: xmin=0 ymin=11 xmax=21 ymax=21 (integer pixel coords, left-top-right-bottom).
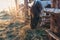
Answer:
xmin=0 ymin=0 xmax=16 ymax=10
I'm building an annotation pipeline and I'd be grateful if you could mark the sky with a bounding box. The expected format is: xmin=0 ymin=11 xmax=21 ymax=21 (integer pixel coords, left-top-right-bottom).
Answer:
xmin=0 ymin=0 xmax=24 ymax=10
xmin=19 ymin=0 xmax=24 ymax=4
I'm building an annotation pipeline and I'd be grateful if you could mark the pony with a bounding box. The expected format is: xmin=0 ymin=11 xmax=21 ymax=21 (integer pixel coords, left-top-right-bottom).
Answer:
xmin=30 ymin=1 xmax=42 ymax=29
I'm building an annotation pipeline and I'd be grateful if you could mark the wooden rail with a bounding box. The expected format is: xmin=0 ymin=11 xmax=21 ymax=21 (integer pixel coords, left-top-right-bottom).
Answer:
xmin=45 ymin=29 xmax=60 ymax=40
xmin=43 ymin=8 xmax=60 ymax=14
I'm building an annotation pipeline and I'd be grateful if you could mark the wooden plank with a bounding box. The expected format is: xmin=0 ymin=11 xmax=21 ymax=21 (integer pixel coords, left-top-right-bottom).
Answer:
xmin=45 ymin=29 xmax=60 ymax=40
xmin=43 ymin=8 xmax=60 ymax=13
xmin=41 ymin=15 xmax=50 ymax=18
xmin=51 ymin=0 xmax=60 ymax=8
xmin=51 ymin=0 xmax=57 ymax=8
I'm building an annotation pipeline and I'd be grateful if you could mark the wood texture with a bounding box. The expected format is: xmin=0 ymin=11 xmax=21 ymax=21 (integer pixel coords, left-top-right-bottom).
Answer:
xmin=45 ymin=29 xmax=60 ymax=40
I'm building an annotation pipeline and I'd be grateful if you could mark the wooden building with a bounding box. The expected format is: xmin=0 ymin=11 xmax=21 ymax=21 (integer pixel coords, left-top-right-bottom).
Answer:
xmin=44 ymin=0 xmax=60 ymax=40
xmin=51 ymin=0 xmax=60 ymax=8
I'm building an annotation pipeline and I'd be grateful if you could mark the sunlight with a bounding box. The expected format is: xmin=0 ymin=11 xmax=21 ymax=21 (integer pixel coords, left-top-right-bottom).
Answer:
xmin=19 ymin=0 xmax=24 ymax=4
xmin=0 ymin=0 xmax=15 ymax=10
xmin=0 ymin=0 xmax=24 ymax=11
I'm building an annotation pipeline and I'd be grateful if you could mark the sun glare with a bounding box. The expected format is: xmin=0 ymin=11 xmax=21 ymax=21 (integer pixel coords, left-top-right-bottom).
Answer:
xmin=0 ymin=0 xmax=15 ymax=10
xmin=0 ymin=0 xmax=24 ymax=11
xmin=19 ymin=0 xmax=24 ymax=4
